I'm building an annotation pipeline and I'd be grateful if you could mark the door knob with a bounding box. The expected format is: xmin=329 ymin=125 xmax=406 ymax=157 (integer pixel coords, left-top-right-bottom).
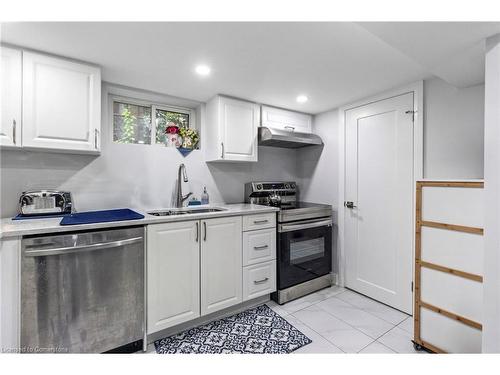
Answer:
xmin=344 ymin=201 xmax=357 ymax=209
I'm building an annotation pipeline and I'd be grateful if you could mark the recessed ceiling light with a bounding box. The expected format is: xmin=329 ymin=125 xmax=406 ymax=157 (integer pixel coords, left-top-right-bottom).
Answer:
xmin=296 ymin=95 xmax=308 ymax=103
xmin=195 ymin=65 xmax=211 ymax=76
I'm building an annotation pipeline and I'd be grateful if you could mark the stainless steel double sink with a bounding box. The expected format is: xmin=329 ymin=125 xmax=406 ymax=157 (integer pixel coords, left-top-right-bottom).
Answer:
xmin=148 ymin=207 xmax=227 ymax=216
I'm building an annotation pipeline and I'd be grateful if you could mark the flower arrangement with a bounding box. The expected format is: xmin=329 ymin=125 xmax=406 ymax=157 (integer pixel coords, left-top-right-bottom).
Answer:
xmin=164 ymin=122 xmax=182 ymax=147
xmin=178 ymin=127 xmax=200 ymax=149
xmin=165 ymin=123 xmax=179 ymax=134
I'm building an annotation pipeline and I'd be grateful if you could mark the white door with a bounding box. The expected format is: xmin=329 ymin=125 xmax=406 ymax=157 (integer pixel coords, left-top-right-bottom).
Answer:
xmin=147 ymin=221 xmax=200 ymax=334
xmin=220 ymin=97 xmax=259 ymax=162
xmin=344 ymin=92 xmax=414 ymax=313
xmin=1 ymin=47 xmax=22 ymax=147
xmin=201 ymin=216 xmax=242 ymax=315
xmin=22 ymin=51 xmax=101 ymax=152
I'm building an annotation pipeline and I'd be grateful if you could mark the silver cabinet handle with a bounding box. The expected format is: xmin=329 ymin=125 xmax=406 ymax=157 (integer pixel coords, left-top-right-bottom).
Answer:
xmin=253 ymin=219 xmax=269 ymax=224
xmin=253 ymin=245 xmax=269 ymax=250
xmin=24 ymin=237 xmax=143 ymax=257
xmin=195 ymin=222 xmax=199 ymax=242
xmin=221 ymin=142 xmax=224 ymax=159
xmin=203 ymin=221 xmax=207 ymax=241
xmin=12 ymin=119 xmax=16 ymax=144
xmin=284 ymin=126 xmax=295 ymax=131
xmin=94 ymin=129 xmax=99 ymax=149
xmin=254 ymin=277 xmax=269 ymax=285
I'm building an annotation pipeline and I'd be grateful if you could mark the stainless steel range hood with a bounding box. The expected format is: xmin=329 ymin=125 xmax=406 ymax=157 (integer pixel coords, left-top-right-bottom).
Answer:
xmin=258 ymin=127 xmax=323 ymax=148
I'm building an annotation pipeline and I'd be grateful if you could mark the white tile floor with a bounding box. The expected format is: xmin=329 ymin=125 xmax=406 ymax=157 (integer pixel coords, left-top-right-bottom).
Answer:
xmin=267 ymin=285 xmax=423 ymax=354
xmin=146 ymin=285 xmax=423 ymax=354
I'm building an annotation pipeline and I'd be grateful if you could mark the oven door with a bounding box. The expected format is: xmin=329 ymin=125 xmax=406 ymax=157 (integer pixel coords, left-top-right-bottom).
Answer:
xmin=277 ymin=218 xmax=332 ymax=290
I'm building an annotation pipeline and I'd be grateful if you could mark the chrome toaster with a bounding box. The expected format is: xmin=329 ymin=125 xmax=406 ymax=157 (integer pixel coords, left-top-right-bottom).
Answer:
xmin=18 ymin=190 xmax=73 ymax=216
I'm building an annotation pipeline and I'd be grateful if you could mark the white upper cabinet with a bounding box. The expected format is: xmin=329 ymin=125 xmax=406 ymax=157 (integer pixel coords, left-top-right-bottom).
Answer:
xmin=1 ymin=47 xmax=22 ymax=147
xmin=261 ymin=105 xmax=312 ymax=133
xmin=205 ymin=95 xmax=259 ymax=162
xmin=22 ymin=51 xmax=101 ymax=153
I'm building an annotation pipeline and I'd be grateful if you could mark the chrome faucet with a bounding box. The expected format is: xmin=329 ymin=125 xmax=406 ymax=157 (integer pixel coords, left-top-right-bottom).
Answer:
xmin=176 ymin=163 xmax=193 ymax=208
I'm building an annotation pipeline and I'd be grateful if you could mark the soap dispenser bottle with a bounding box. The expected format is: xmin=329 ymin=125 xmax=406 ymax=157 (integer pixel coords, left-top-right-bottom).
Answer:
xmin=201 ymin=186 xmax=209 ymax=205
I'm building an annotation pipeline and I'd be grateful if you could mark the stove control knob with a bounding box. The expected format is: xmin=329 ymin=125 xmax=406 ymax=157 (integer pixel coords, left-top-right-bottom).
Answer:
xmin=290 ymin=183 xmax=296 ymax=189
xmin=256 ymin=184 xmax=263 ymax=190
xmin=285 ymin=183 xmax=290 ymax=189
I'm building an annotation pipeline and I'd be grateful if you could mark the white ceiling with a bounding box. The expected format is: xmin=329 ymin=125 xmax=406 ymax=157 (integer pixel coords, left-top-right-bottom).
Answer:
xmin=2 ymin=22 xmax=500 ymax=114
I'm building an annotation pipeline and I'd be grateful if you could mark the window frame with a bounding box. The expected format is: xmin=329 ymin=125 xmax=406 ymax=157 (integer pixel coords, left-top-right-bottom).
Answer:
xmin=108 ymin=93 xmax=197 ymax=148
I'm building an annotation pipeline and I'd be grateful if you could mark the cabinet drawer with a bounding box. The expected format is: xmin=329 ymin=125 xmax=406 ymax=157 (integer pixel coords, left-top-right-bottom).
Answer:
xmin=243 ymin=260 xmax=276 ymax=301
xmin=243 ymin=213 xmax=276 ymax=231
xmin=243 ymin=228 xmax=276 ymax=266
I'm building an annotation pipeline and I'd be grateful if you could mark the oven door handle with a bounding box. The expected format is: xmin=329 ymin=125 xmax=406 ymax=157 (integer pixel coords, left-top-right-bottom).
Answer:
xmin=278 ymin=218 xmax=332 ymax=233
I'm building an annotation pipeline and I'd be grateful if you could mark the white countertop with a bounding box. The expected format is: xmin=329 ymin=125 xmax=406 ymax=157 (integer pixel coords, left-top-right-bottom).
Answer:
xmin=0 ymin=204 xmax=279 ymax=239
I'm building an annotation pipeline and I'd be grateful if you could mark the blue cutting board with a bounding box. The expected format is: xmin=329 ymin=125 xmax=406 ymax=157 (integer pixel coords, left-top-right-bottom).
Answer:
xmin=60 ymin=208 xmax=144 ymax=226
xmin=12 ymin=213 xmax=70 ymax=220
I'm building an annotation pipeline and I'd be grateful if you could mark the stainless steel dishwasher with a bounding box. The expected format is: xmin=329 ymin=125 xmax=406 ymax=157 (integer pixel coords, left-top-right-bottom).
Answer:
xmin=21 ymin=226 xmax=145 ymax=353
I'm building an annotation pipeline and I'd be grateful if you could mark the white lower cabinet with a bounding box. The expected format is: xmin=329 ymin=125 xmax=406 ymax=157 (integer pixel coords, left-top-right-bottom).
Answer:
xmin=242 ymin=215 xmax=277 ymax=302
xmin=147 ymin=215 xmax=244 ymax=334
xmin=243 ymin=260 xmax=276 ymax=301
xmin=201 ymin=216 xmax=243 ymax=315
xmin=147 ymin=221 xmax=200 ymax=334
xmin=147 ymin=214 xmax=277 ymax=335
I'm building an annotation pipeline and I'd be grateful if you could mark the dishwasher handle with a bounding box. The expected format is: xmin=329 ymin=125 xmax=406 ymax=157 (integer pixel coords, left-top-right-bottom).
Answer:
xmin=24 ymin=237 xmax=143 ymax=257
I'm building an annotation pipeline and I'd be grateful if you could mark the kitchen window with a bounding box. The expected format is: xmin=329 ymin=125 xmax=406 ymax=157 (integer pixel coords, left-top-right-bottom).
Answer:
xmin=111 ymin=95 xmax=196 ymax=146
xmin=113 ymin=101 xmax=152 ymax=144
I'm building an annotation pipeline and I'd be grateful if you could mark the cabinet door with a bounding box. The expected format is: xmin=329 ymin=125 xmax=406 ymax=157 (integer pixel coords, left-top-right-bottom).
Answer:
xmin=147 ymin=221 xmax=200 ymax=334
xmin=0 ymin=47 xmax=22 ymax=147
xmin=261 ymin=105 xmax=312 ymax=133
xmin=220 ymin=97 xmax=259 ymax=162
xmin=22 ymin=51 xmax=101 ymax=152
xmin=201 ymin=216 xmax=243 ymax=315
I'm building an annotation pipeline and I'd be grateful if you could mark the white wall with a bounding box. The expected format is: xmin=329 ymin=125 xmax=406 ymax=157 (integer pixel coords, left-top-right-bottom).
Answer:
xmin=296 ymin=78 xmax=485 ymax=282
xmin=297 ymin=109 xmax=340 ymax=208
xmin=298 ymin=78 xmax=486 ymax=207
xmin=297 ymin=109 xmax=341 ymax=276
xmin=482 ymin=33 xmax=500 ymax=353
xmin=0 ymin=85 xmax=299 ymax=218
xmin=424 ymin=77 xmax=485 ymax=179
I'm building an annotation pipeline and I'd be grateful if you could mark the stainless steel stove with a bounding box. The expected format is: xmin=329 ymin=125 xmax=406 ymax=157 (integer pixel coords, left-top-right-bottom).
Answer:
xmin=245 ymin=181 xmax=333 ymax=304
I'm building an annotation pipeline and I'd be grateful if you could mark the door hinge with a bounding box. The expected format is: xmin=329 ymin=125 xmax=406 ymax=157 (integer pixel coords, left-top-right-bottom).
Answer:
xmin=411 ymin=281 xmax=414 ymax=292
xmin=405 ymin=110 xmax=416 ymax=122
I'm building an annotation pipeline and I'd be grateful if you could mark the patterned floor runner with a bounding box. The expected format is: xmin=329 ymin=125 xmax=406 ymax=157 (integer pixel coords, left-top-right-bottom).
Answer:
xmin=154 ymin=304 xmax=311 ymax=354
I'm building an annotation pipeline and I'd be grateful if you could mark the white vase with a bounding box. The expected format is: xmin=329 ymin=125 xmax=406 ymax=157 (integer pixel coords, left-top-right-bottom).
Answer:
xmin=166 ymin=133 xmax=182 ymax=148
